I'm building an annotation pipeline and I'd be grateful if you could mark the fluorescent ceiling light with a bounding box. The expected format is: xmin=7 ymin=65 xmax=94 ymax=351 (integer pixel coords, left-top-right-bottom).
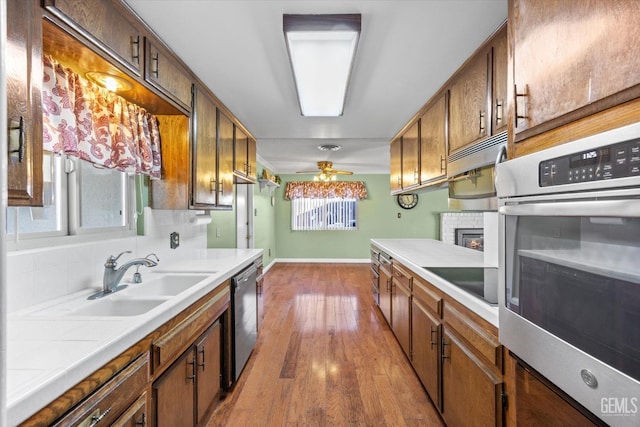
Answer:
xmin=284 ymin=14 xmax=361 ymax=117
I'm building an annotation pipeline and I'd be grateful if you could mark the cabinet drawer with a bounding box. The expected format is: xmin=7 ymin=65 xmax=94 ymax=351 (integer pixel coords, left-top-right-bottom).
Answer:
xmin=45 ymin=0 xmax=143 ymax=74
xmin=392 ymin=263 xmax=412 ymax=291
xmin=412 ymin=276 xmax=443 ymax=317
xmin=443 ymin=302 xmax=502 ymax=370
xmin=52 ymin=354 xmax=149 ymax=427
xmin=152 ymin=282 xmax=230 ymax=371
xmin=145 ymin=37 xmax=193 ymax=110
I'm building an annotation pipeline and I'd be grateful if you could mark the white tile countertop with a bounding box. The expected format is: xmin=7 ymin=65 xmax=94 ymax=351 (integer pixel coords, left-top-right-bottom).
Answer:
xmin=371 ymin=238 xmax=498 ymax=327
xmin=6 ymin=248 xmax=263 ymax=426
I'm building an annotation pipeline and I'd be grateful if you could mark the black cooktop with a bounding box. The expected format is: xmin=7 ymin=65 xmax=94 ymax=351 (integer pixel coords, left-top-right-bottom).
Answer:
xmin=424 ymin=267 xmax=498 ymax=305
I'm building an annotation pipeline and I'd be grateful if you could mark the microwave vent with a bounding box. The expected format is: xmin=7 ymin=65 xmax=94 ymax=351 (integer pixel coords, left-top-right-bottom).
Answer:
xmin=448 ymin=131 xmax=508 ymax=163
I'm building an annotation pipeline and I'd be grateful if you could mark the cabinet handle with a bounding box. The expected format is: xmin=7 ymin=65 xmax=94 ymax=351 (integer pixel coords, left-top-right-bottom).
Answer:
xmin=135 ymin=413 xmax=146 ymax=426
xmin=430 ymin=326 xmax=438 ymax=349
xmin=440 ymin=156 xmax=446 ymax=174
xmin=218 ymin=180 xmax=224 ymax=195
xmin=514 ymin=84 xmax=528 ymax=127
xmin=210 ymin=178 xmax=216 ymax=193
xmin=187 ymin=358 xmax=196 ymax=381
xmin=257 ymin=282 xmax=263 ymax=296
xmin=131 ymin=35 xmax=140 ymax=64
xmin=9 ymin=116 xmax=25 ymax=162
xmin=151 ymin=52 xmax=159 ymax=78
xmin=198 ymin=347 xmax=206 ymax=370
xmin=479 ymin=110 xmax=486 ymax=134
xmin=495 ymin=99 xmax=504 ymax=124
xmin=441 ymin=338 xmax=450 ymax=362
xmin=414 ymin=169 xmax=419 ymax=184
xmin=88 ymin=408 xmax=111 ymax=426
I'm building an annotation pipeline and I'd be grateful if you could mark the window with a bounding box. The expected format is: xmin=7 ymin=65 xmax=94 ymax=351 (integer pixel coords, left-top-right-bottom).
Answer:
xmin=291 ymin=197 xmax=358 ymax=231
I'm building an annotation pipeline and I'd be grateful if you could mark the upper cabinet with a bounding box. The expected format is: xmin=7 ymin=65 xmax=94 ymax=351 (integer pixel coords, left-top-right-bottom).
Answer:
xmin=390 ymin=138 xmax=403 ymax=193
xmin=449 ymin=47 xmax=490 ymax=153
xmin=7 ymin=0 xmax=43 ymax=206
xmin=191 ymin=85 xmax=219 ymax=209
xmin=401 ymin=122 xmax=420 ymax=190
xmin=233 ymin=126 xmax=257 ymax=184
xmin=217 ymin=111 xmax=235 ymax=207
xmin=44 ymin=0 xmax=144 ymax=75
xmin=420 ymin=93 xmax=448 ymax=184
xmin=492 ymin=26 xmax=508 ymax=135
xmin=510 ymin=0 xmax=640 ymax=149
xmin=145 ymin=37 xmax=193 ymax=111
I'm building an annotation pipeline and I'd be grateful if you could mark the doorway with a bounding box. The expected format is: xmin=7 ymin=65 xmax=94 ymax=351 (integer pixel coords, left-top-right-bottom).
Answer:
xmin=236 ymin=184 xmax=254 ymax=249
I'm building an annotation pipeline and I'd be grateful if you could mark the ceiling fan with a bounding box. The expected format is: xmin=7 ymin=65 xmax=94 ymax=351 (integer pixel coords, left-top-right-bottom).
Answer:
xmin=296 ymin=161 xmax=353 ymax=181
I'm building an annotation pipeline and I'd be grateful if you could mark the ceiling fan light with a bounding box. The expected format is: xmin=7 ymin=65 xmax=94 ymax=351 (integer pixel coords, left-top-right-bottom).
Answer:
xmin=284 ymin=14 xmax=361 ymax=117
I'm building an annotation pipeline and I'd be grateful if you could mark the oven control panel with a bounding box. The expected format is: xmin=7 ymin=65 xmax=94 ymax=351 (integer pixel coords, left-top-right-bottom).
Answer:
xmin=539 ymin=137 xmax=640 ymax=186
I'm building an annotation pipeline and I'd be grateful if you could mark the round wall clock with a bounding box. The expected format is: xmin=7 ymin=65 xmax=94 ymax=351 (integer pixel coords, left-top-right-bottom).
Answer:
xmin=397 ymin=193 xmax=418 ymax=209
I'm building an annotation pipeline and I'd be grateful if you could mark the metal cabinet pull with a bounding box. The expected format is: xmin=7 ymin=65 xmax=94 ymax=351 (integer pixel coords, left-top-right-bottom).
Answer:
xmin=441 ymin=339 xmax=450 ymax=361
xmin=210 ymin=178 xmax=216 ymax=193
xmin=495 ymin=99 xmax=504 ymax=124
xmin=151 ymin=52 xmax=159 ymax=78
xmin=514 ymin=84 xmax=528 ymax=127
xmin=218 ymin=180 xmax=224 ymax=195
xmin=135 ymin=413 xmax=146 ymax=426
xmin=187 ymin=358 xmax=196 ymax=381
xmin=131 ymin=35 xmax=140 ymax=64
xmin=479 ymin=110 xmax=486 ymax=134
xmin=414 ymin=169 xmax=419 ymax=184
xmin=88 ymin=408 xmax=111 ymax=426
xmin=198 ymin=347 xmax=206 ymax=370
xmin=440 ymin=156 xmax=446 ymax=174
xmin=9 ymin=116 xmax=25 ymax=162
xmin=430 ymin=326 xmax=438 ymax=349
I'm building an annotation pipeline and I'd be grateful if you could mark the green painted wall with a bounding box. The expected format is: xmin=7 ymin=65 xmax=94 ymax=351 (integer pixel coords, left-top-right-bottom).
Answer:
xmin=208 ymin=197 xmax=236 ymax=248
xmin=274 ymin=173 xmax=449 ymax=259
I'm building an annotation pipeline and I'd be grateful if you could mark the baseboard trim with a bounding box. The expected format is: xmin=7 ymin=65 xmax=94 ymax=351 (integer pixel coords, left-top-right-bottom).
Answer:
xmin=274 ymin=258 xmax=369 ymax=264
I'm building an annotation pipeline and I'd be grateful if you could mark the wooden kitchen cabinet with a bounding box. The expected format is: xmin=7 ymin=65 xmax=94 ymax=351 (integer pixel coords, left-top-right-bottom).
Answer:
xmin=145 ymin=36 xmax=193 ymax=111
xmin=217 ymin=111 xmax=235 ymax=207
xmin=449 ymin=47 xmax=490 ymax=154
xmin=411 ymin=276 xmax=443 ymax=410
xmin=419 ymin=93 xmax=448 ymax=185
xmin=192 ymin=84 xmax=218 ymax=208
xmin=391 ymin=263 xmax=412 ymax=357
xmin=441 ymin=326 xmax=504 ymax=427
xmin=6 ymin=0 xmax=43 ymax=206
xmin=111 ymin=392 xmax=148 ymax=427
xmin=233 ymin=126 xmax=257 ymax=183
xmin=378 ymin=255 xmax=393 ymax=326
xmin=492 ymin=25 xmax=508 ymax=135
xmin=389 ymin=138 xmax=403 ymax=194
xmin=510 ymin=0 xmax=640 ymax=144
xmin=154 ymin=320 xmax=223 ymax=427
xmin=44 ymin=0 xmax=143 ymax=75
xmin=401 ymin=122 xmax=420 ymax=190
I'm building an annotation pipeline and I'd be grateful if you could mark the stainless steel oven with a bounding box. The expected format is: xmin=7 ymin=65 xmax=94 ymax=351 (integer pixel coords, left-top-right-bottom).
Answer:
xmin=497 ymin=122 xmax=640 ymax=426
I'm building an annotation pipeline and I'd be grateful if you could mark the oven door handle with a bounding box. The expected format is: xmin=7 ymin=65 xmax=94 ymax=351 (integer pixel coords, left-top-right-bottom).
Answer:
xmin=498 ymin=199 xmax=640 ymax=217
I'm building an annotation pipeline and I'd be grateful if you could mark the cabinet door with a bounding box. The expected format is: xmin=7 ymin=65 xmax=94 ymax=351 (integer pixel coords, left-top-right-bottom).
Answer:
xmin=234 ymin=126 xmax=249 ymax=177
xmin=411 ymin=299 xmax=441 ymax=410
xmin=146 ymin=38 xmax=193 ymax=110
xmin=218 ymin=112 xmax=235 ymax=206
xmin=247 ymin=137 xmax=257 ymax=182
xmin=401 ymin=122 xmax=420 ymax=189
xmin=192 ymin=86 xmax=218 ymax=208
xmin=512 ymin=0 xmax=640 ymax=140
xmin=491 ymin=26 xmax=508 ymax=134
xmin=44 ymin=0 xmax=142 ymax=74
xmin=196 ymin=321 xmax=222 ymax=425
xmin=6 ymin=0 xmax=43 ymax=206
xmin=449 ymin=49 xmax=490 ymax=153
xmin=154 ymin=349 xmax=196 ymax=427
xmin=420 ymin=93 xmax=447 ymax=184
xmin=441 ymin=327 xmax=504 ymax=427
xmin=391 ymin=279 xmax=411 ymax=358
xmin=378 ymin=266 xmax=392 ymax=325
xmin=390 ymin=138 xmax=403 ymax=193
xmin=257 ymin=275 xmax=265 ymax=331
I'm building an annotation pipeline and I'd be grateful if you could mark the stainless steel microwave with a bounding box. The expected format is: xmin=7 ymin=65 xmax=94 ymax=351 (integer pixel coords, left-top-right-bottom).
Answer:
xmin=497 ymin=122 xmax=640 ymax=426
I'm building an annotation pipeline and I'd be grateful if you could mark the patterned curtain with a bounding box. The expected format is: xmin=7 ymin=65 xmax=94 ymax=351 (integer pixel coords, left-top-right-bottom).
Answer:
xmin=285 ymin=181 xmax=368 ymax=200
xmin=41 ymin=55 xmax=162 ymax=179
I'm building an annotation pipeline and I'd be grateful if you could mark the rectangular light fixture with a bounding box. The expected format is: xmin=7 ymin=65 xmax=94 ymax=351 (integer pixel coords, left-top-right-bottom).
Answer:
xmin=283 ymin=14 xmax=361 ymax=117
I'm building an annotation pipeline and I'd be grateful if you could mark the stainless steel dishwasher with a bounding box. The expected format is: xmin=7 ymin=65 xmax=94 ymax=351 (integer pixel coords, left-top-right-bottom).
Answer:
xmin=231 ymin=262 xmax=258 ymax=382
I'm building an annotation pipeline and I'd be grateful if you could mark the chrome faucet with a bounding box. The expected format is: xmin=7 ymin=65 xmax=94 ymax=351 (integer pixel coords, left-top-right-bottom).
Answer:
xmin=88 ymin=251 xmax=159 ymax=300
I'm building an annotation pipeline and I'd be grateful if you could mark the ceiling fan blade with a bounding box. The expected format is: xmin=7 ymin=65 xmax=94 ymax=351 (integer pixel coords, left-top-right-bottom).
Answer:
xmin=334 ymin=170 xmax=353 ymax=175
xmin=296 ymin=170 xmax=321 ymax=174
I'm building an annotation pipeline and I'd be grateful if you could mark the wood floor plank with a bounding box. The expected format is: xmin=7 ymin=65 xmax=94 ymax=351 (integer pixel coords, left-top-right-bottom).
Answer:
xmin=206 ymin=263 xmax=444 ymax=427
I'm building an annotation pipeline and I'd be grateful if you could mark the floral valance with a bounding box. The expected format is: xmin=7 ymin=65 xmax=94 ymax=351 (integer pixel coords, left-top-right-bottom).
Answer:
xmin=285 ymin=181 xmax=368 ymax=200
xmin=42 ymin=55 xmax=162 ymax=179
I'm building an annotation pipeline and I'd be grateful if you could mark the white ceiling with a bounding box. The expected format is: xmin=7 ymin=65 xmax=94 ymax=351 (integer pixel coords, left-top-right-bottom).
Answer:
xmin=125 ymin=0 xmax=507 ymax=175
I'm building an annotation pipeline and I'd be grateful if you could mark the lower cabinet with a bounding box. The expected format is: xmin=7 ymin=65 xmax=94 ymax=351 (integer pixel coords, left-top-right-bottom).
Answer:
xmin=391 ymin=265 xmax=411 ymax=357
xmin=112 ymin=393 xmax=148 ymax=427
xmin=378 ymin=260 xmax=392 ymax=325
xmin=154 ymin=320 xmax=223 ymax=427
xmin=411 ymin=297 xmax=442 ymax=410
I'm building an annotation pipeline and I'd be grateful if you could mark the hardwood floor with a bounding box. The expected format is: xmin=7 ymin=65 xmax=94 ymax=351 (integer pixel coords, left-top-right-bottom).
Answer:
xmin=207 ymin=263 xmax=444 ymax=426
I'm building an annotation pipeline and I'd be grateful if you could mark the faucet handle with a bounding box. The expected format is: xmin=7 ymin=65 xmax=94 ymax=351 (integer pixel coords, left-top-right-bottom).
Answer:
xmin=145 ymin=253 xmax=160 ymax=263
xmin=106 ymin=251 xmax=132 ymax=267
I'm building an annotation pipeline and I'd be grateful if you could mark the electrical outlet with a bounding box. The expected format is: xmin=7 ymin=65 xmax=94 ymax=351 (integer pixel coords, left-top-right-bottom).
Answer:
xmin=216 ymin=227 xmax=221 ymax=237
xmin=170 ymin=232 xmax=180 ymax=249
xmin=268 ymin=248 xmax=271 ymax=256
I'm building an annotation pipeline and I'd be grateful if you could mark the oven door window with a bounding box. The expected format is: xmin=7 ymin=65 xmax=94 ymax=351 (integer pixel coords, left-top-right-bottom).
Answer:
xmin=505 ymin=213 xmax=640 ymax=382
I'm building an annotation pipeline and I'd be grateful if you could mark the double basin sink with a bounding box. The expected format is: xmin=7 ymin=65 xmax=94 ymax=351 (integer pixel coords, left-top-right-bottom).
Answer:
xmin=23 ymin=273 xmax=215 ymax=317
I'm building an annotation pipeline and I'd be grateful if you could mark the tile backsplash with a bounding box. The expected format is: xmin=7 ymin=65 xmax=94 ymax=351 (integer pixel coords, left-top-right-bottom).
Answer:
xmin=6 ymin=208 xmax=209 ymax=313
xmin=440 ymin=212 xmax=484 ymax=245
